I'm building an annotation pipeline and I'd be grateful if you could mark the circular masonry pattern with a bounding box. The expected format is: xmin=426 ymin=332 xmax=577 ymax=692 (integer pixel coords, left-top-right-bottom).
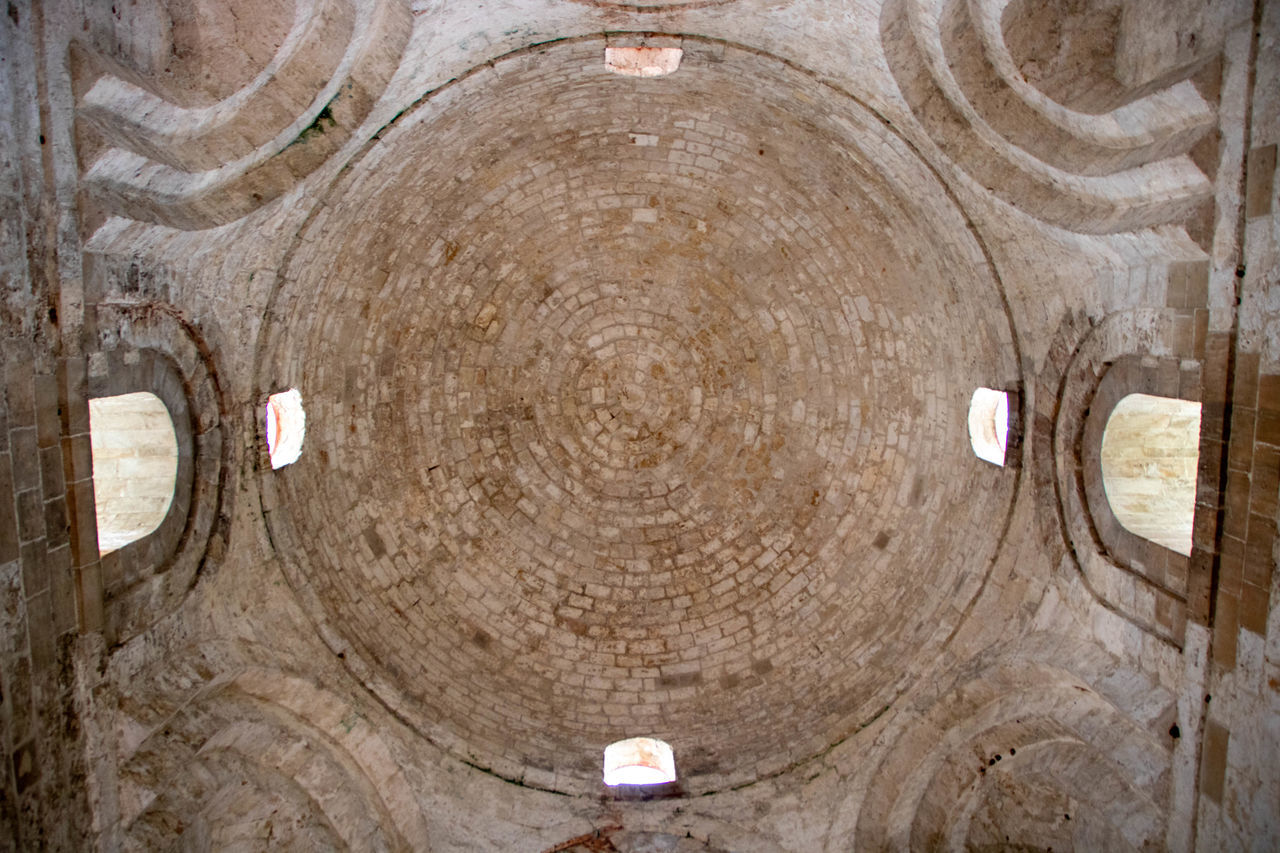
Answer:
xmin=259 ymin=37 xmax=1020 ymax=793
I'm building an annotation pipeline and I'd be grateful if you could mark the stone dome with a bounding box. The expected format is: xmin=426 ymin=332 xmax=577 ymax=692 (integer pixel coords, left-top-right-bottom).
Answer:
xmin=259 ymin=38 xmax=1019 ymax=792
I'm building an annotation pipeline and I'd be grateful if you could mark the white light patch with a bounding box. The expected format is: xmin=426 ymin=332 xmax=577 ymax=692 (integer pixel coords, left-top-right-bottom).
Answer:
xmin=605 ymin=47 xmax=683 ymax=78
xmin=266 ymin=388 xmax=306 ymax=469
xmin=603 ymin=737 xmax=676 ymax=786
xmin=89 ymin=392 xmax=178 ymax=554
xmin=968 ymin=387 xmax=1009 ymax=466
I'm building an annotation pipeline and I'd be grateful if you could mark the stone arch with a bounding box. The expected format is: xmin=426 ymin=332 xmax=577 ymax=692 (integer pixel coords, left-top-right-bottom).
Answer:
xmin=849 ymin=635 xmax=1175 ymax=851
xmin=1033 ymin=307 xmax=1213 ymax=648
xmin=115 ymin=668 xmax=431 ymax=851
xmin=1078 ymin=354 xmax=1205 ymax=633
xmin=73 ymin=0 xmax=298 ymax=110
xmin=880 ymin=0 xmax=1214 ymax=233
xmin=88 ymin=304 xmax=227 ymax=644
xmin=71 ymin=0 xmax=410 ymax=229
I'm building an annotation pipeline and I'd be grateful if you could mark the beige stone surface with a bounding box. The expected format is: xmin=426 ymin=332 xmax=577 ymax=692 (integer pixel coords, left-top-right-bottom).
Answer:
xmin=0 ymin=0 xmax=1276 ymax=850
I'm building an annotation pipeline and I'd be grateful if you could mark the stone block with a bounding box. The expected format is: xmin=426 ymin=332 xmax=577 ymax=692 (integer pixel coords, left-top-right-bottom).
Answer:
xmin=1233 ymin=351 xmax=1260 ymax=406
xmin=66 ymin=482 xmax=98 ymax=568
xmin=1239 ymin=581 xmax=1269 ymax=635
xmin=1227 ymin=408 xmax=1256 ymax=472
xmin=8 ymin=429 xmax=38 ymax=494
xmin=1223 ymin=471 xmax=1250 ymax=540
xmin=1200 ymin=718 xmax=1230 ymax=803
xmin=1255 ymin=407 xmax=1280 ymax=447
xmin=14 ymin=491 xmax=42 ymax=545
xmin=1243 ymin=514 xmax=1275 ymax=584
xmin=48 ymin=547 xmax=76 ymax=636
xmin=1212 ymin=593 xmax=1238 ymax=671
xmin=76 ymin=563 xmax=103 ymax=634
xmin=24 ymin=590 xmax=53 ymax=674
xmin=0 ymin=456 xmax=17 ymax=564
xmin=37 ymin=447 xmax=63 ymax=499
xmin=61 ymin=434 xmax=93 ymax=486
xmin=1249 ymin=445 xmax=1278 ymax=517
xmin=1217 ymin=540 xmax=1242 ymax=597
xmin=32 ymin=375 xmax=59 ymax=450
xmin=18 ymin=541 xmax=47 ymax=598
xmin=1258 ymin=373 xmax=1280 ymax=415
xmin=1186 ymin=260 xmax=1210 ymax=308
xmin=1245 ymin=143 xmax=1276 ymax=219
xmin=56 ymin=358 xmax=89 ymax=437
xmin=4 ymin=367 xmax=34 ymax=428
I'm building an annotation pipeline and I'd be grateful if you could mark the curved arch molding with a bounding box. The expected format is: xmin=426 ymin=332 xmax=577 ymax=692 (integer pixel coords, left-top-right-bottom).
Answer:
xmin=117 ymin=668 xmax=430 ymax=851
xmin=880 ymin=0 xmax=1214 ymax=234
xmin=845 ymin=635 xmax=1175 ymax=851
xmin=87 ymin=303 xmax=228 ymax=643
xmin=74 ymin=0 xmax=410 ymax=230
xmin=1030 ymin=307 xmax=1222 ymax=648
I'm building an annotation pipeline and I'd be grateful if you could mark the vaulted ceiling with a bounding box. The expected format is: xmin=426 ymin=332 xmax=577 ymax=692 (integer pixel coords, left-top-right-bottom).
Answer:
xmin=0 ymin=0 xmax=1276 ymax=849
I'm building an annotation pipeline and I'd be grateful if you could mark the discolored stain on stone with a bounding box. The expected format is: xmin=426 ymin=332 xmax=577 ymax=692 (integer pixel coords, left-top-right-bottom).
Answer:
xmin=658 ymin=670 xmax=703 ymax=689
xmin=363 ymin=525 xmax=386 ymax=559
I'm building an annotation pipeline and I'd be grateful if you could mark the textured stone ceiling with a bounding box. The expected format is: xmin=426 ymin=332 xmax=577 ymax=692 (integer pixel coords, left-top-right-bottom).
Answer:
xmin=7 ymin=0 xmax=1277 ymax=847
xmin=258 ymin=37 xmax=1020 ymax=794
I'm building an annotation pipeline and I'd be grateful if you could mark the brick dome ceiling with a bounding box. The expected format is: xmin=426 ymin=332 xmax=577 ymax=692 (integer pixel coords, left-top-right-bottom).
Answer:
xmin=7 ymin=0 xmax=1276 ymax=847
xmin=258 ymin=37 xmax=1020 ymax=794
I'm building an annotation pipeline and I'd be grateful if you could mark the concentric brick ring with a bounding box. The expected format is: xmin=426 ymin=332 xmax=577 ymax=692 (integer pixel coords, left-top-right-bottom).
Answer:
xmin=543 ymin=300 xmax=707 ymax=481
xmin=258 ymin=36 xmax=1021 ymax=794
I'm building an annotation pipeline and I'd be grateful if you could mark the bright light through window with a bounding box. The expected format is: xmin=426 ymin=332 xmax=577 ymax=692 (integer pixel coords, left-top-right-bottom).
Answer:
xmin=89 ymin=392 xmax=178 ymax=554
xmin=968 ymin=387 xmax=1009 ymax=466
xmin=604 ymin=47 xmax=683 ymax=78
xmin=266 ymin=389 xmax=306 ymax=469
xmin=1101 ymin=393 xmax=1201 ymax=556
xmin=603 ymin=737 xmax=676 ymax=786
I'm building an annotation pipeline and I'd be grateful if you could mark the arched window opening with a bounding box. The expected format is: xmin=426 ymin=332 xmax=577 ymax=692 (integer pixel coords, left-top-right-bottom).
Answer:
xmin=89 ymin=392 xmax=178 ymax=555
xmin=266 ymin=389 xmax=306 ymax=469
xmin=968 ymin=388 xmax=1010 ymax=466
xmin=603 ymin=737 xmax=676 ymax=786
xmin=604 ymin=47 xmax=683 ymax=78
xmin=1100 ymin=393 xmax=1201 ymax=556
